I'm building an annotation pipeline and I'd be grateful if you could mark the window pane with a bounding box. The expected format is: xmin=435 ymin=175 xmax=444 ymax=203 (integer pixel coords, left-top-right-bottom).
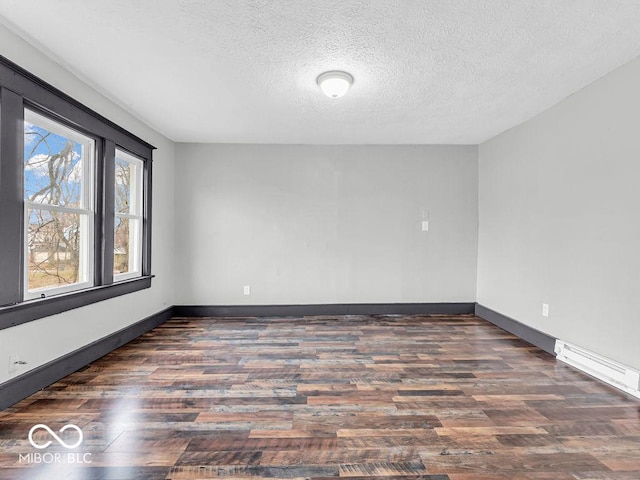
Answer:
xmin=24 ymin=112 xmax=93 ymax=208
xmin=114 ymin=217 xmax=141 ymax=275
xmin=27 ymin=209 xmax=88 ymax=291
xmin=115 ymin=157 xmax=132 ymax=214
xmin=114 ymin=149 xmax=143 ymax=279
xmin=115 ymin=152 xmax=142 ymax=215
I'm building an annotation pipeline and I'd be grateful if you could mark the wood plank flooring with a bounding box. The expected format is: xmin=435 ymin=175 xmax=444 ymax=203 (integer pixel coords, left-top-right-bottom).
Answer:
xmin=1 ymin=314 xmax=639 ymax=479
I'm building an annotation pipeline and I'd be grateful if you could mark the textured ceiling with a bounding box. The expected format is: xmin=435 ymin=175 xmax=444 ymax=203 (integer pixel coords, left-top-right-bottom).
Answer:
xmin=1 ymin=1 xmax=640 ymax=144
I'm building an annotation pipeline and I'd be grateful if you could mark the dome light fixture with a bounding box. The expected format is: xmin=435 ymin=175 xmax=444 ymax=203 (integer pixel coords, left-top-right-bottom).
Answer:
xmin=317 ymin=71 xmax=353 ymax=98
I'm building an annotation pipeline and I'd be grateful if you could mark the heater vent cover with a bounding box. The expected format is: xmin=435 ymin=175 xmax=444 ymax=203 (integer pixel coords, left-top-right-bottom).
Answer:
xmin=555 ymin=340 xmax=640 ymax=399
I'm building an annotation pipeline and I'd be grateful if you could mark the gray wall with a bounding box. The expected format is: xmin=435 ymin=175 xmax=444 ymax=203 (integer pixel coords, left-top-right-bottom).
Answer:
xmin=174 ymin=144 xmax=478 ymax=305
xmin=478 ymin=55 xmax=640 ymax=371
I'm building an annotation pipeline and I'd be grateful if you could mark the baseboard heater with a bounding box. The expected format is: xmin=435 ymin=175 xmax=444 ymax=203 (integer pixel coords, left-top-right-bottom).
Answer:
xmin=555 ymin=340 xmax=640 ymax=399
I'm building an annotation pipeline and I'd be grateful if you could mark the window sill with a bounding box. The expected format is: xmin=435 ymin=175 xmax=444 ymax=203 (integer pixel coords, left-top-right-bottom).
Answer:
xmin=24 ymin=281 xmax=95 ymax=301
xmin=0 ymin=276 xmax=152 ymax=331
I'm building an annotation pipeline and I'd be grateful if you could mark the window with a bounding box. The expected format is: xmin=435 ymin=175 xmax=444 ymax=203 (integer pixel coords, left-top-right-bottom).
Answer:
xmin=24 ymin=109 xmax=95 ymax=298
xmin=114 ymin=149 xmax=143 ymax=280
xmin=0 ymin=54 xmax=154 ymax=330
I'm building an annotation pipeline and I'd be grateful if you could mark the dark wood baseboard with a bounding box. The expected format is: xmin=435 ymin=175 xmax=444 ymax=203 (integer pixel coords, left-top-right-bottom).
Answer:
xmin=173 ymin=302 xmax=476 ymax=318
xmin=475 ymin=303 xmax=556 ymax=354
xmin=0 ymin=306 xmax=173 ymax=411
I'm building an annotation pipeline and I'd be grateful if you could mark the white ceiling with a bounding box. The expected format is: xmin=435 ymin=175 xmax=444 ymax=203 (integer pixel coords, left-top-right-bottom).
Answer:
xmin=1 ymin=1 xmax=640 ymax=145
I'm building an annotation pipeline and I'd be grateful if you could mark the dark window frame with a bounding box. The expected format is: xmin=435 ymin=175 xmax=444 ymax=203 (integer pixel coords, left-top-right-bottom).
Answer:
xmin=0 ymin=55 xmax=154 ymax=331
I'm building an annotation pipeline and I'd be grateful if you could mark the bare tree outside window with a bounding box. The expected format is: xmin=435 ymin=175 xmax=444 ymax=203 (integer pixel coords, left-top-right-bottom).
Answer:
xmin=24 ymin=111 xmax=93 ymax=293
xmin=113 ymin=150 xmax=143 ymax=279
xmin=114 ymin=159 xmax=131 ymax=274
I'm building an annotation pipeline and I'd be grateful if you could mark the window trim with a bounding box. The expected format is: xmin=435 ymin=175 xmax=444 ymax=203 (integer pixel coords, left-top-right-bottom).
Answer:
xmin=0 ymin=54 xmax=155 ymax=330
xmin=0 ymin=276 xmax=153 ymax=331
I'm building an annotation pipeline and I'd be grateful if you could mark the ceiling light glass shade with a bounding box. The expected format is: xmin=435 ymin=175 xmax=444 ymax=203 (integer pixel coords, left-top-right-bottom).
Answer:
xmin=317 ymin=71 xmax=353 ymax=98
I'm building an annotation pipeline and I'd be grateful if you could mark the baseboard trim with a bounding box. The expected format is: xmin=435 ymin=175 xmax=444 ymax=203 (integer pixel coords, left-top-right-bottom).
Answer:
xmin=0 ymin=306 xmax=173 ymax=411
xmin=174 ymin=302 xmax=476 ymax=318
xmin=474 ymin=303 xmax=556 ymax=355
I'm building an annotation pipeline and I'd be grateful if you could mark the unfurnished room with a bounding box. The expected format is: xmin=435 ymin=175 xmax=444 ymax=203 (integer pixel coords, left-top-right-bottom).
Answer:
xmin=0 ymin=1 xmax=639 ymax=479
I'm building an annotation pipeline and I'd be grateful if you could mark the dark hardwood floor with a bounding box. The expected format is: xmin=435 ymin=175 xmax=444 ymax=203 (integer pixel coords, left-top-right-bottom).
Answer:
xmin=1 ymin=314 xmax=639 ymax=479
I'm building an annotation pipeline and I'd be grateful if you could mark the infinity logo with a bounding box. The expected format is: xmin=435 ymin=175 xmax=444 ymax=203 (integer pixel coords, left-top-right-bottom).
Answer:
xmin=28 ymin=424 xmax=83 ymax=449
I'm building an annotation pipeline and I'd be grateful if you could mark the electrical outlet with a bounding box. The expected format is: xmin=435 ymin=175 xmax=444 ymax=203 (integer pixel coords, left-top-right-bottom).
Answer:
xmin=243 ymin=285 xmax=250 ymax=296
xmin=8 ymin=354 xmax=19 ymax=373
xmin=421 ymin=220 xmax=429 ymax=231
xmin=542 ymin=303 xmax=549 ymax=317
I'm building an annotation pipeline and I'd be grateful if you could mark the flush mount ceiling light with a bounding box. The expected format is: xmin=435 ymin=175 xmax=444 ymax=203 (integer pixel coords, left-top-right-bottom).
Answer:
xmin=317 ymin=71 xmax=353 ymax=98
